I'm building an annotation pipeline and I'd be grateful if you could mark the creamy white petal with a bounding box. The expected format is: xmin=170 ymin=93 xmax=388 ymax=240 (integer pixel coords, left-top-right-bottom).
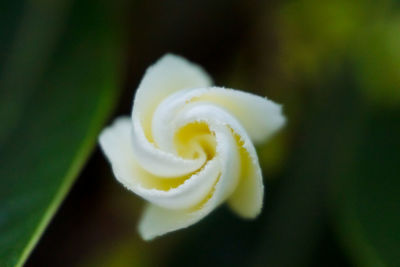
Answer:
xmin=127 ymin=54 xmax=213 ymax=177
xmin=135 ymin=158 xmax=220 ymax=210
xmin=151 ymin=87 xmax=285 ymax=148
xmin=132 ymin=54 xmax=212 ymax=140
xmin=174 ymin=102 xmax=264 ymax=218
xmin=130 ymin=115 xmax=206 ymax=177
xmin=99 ymin=117 xmax=219 ymax=210
xmin=194 ymin=87 xmax=286 ymax=143
xmin=138 ymin=123 xmax=240 ymax=240
xmin=99 ymin=116 xmax=137 ymax=186
xmin=99 ymin=117 xmax=169 ymax=191
xmin=228 ymin=144 xmax=264 ymax=218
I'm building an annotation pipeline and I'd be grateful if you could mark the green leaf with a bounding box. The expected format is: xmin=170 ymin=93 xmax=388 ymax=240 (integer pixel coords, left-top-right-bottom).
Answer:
xmin=331 ymin=107 xmax=400 ymax=267
xmin=0 ymin=0 xmax=122 ymax=266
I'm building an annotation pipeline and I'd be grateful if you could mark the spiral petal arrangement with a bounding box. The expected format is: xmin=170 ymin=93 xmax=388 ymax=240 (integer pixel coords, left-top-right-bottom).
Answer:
xmin=99 ymin=54 xmax=286 ymax=240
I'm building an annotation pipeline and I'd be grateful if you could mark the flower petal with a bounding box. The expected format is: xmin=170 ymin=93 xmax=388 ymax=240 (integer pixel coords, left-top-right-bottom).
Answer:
xmin=99 ymin=117 xmax=167 ymax=190
xmin=138 ymin=123 xmax=240 ymax=240
xmin=195 ymin=87 xmax=286 ymax=144
xmin=151 ymin=87 xmax=285 ymax=148
xmin=98 ymin=117 xmax=186 ymax=191
xmin=131 ymin=115 xmax=206 ymax=177
xmin=134 ymin=158 xmax=220 ymax=210
xmin=170 ymin=100 xmax=264 ymax=218
xmin=99 ymin=117 xmax=219 ymax=210
xmin=228 ymin=143 xmax=264 ymax=218
xmin=133 ymin=54 xmax=212 ymax=139
xmin=175 ymin=102 xmax=264 ymax=218
xmin=99 ymin=116 xmax=137 ymax=186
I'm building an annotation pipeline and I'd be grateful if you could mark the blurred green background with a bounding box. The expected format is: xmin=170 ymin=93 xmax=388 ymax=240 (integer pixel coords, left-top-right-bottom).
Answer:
xmin=1 ymin=0 xmax=399 ymax=266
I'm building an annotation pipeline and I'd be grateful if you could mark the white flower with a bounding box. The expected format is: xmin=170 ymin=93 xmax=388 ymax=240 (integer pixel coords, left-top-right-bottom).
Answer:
xmin=99 ymin=54 xmax=286 ymax=240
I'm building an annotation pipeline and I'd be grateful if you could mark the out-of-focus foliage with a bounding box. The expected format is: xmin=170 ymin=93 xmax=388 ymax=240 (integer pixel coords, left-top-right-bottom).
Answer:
xmin=353 ymin=19 xmax=400 ymax=106
xmin=271 ymin=1 xmax=400 ymax=265
xmin=1 ymin=0 xmax=399 ymax=266
xmin=0 ymin=0 xmax=122 ymax=266
xmin=276 ymin=0 xmax=365 ymax=82
xmin=332 ymin=107 xmax=400 ymax=267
